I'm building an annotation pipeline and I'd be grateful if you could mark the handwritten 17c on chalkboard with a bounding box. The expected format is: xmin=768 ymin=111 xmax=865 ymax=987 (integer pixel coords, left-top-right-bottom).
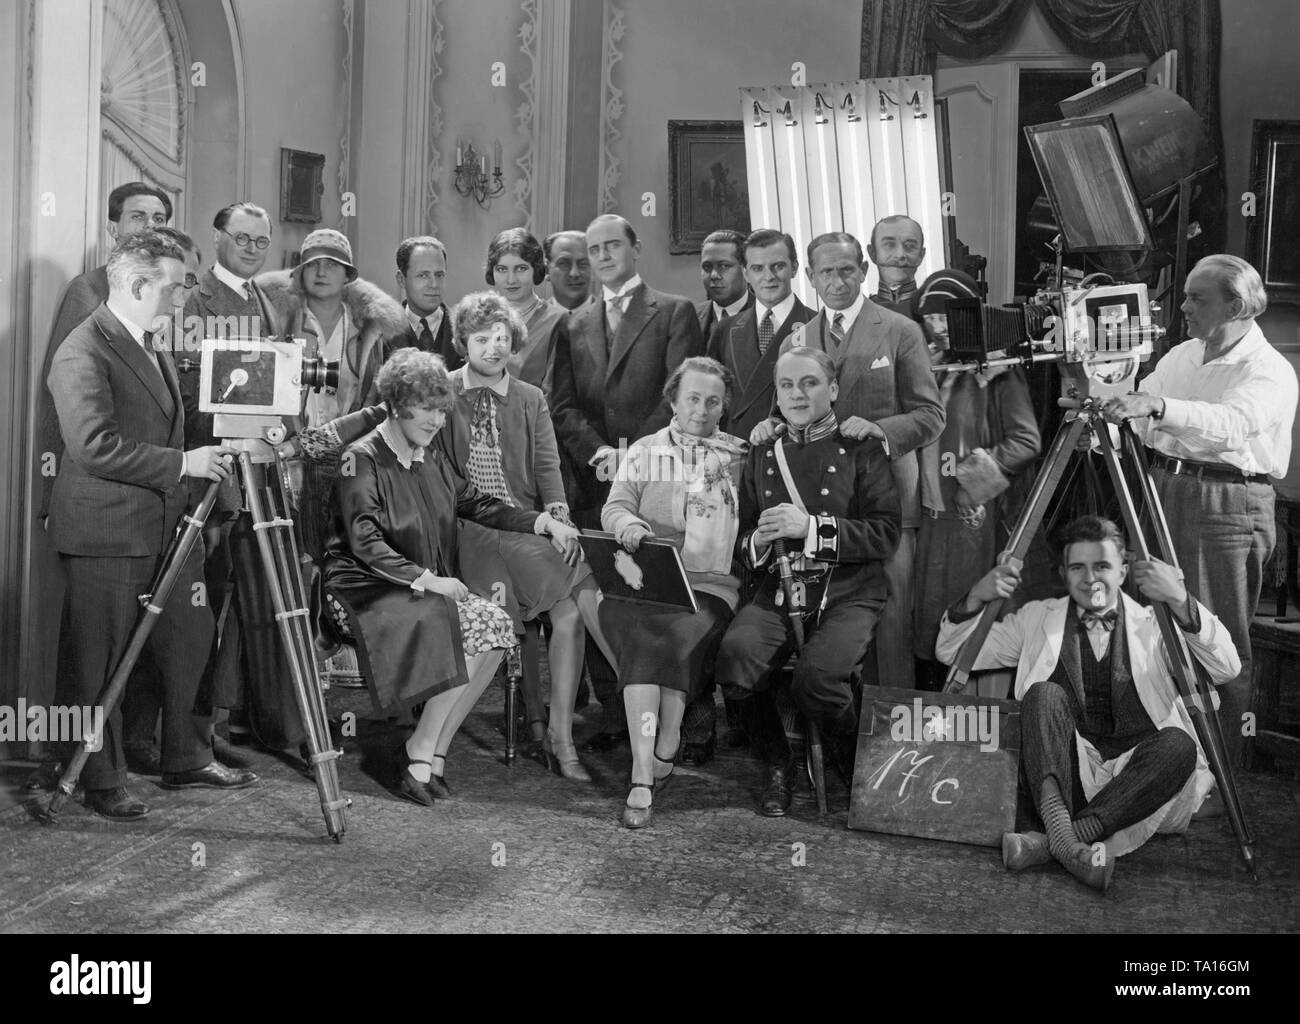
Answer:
xmin=847 ymin=687 xmax=1022 ymax=848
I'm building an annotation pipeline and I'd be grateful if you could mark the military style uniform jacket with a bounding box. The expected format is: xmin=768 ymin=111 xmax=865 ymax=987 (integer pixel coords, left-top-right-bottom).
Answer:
xmin=739 ymin=426 xmax=901 ymax=611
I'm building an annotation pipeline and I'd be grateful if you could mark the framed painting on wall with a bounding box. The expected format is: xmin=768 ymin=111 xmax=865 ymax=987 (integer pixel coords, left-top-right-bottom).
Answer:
xmin=668 ymin=120 xmax=751 ymax=255
xmin=280 ymin=148 xmax=325 ymax=224
xmin=1247 ymin=120 xmax=1300 ymax=305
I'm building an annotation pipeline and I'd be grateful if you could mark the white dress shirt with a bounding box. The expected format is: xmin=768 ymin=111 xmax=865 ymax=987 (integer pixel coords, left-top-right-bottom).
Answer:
xmin=406 ymin=304 xmax=444 ymax=340
xmin=712 ymin=293 xmax=749 ymax=323
xmin=826 ymin=291 xmax=867 ymax=336
xmin=602 ymin=274 xmax=642 ymax=314
xmin=212 ymin=261 xmax=252 ymax=299
xmin=1139 ymin=322 xmax=1298 ymax=477
xmin=757 ymin=293 xmax=798 ymax=331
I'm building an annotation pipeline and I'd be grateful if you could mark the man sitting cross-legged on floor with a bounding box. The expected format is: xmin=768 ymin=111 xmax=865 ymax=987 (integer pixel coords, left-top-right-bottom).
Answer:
xmin=936 ymin=515 xmax=1240 ymax=891
xmin=715 ymin=348 xmax=900 ymax=816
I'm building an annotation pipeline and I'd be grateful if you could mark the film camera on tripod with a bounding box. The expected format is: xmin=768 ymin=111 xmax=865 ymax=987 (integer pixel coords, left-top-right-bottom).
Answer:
xmin=44 ymin=327 xmax=353 ymax=842
xmin=930 ymin=67 xmax=1256 ymax=877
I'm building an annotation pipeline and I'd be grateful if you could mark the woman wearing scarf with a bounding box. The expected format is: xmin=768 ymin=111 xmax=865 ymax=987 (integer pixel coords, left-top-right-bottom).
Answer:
xmin=438 ymin=292 xmax=617 ymax=782
xmin=600 ymin=356 xmax=747 ymax=828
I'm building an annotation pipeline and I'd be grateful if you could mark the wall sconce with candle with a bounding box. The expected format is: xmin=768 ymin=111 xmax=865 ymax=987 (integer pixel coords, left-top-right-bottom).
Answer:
xmin=454 ymin=140 xmax=505 ymax=207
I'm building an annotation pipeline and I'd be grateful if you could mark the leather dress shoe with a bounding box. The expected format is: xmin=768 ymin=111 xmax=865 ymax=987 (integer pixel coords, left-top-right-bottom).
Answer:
xmin=124 ymin=744 xmax=162 ymax=776
xmin=211 ymin=735 xmax=253 ymax=770
xmin=582 ymin=730 xmax=628 ymax=754
xmin=85 ymin=786 xmax=150 ymax=820
xmin=680 ymin=733 xmax=716 ymax=768
xmin=759 ymin=763 xmax=792 ymax=817
xmin=1001 ymin=831 xmax=1052 ymax=871
xmin=160 ymin=760 xmax=258 ymax=790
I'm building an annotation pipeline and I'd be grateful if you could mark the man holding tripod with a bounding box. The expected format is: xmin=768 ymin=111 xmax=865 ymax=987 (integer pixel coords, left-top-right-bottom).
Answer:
xmin=48 ymin=230 xmax=257 ymax=820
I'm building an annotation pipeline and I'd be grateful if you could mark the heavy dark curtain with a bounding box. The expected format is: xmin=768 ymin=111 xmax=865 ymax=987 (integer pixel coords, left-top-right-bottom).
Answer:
xmin=859 ymin=0 xmax=1224 ymax=246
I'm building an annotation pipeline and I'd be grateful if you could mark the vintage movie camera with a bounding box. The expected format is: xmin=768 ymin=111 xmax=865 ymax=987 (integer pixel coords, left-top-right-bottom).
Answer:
xmin=191 ymin=336 xmax=338 ymax=448
xmin=942 ymin=279 xmax=1164 ymax=400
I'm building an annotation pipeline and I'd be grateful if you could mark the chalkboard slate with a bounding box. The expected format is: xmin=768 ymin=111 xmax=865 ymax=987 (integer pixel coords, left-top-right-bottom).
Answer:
xmin=847 ymin=686 xmax=1021 ymax=848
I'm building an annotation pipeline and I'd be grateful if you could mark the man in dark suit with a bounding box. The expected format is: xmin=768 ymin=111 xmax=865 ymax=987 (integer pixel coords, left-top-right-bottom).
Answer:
xmin=695 ymin=229 xmax=753 ymax=338
xmin=681 ymin=228 xmax=813 ymax=764
xmin=759 ymin=231 xmax=944 ymax=691
xmin=551 ymin=213 xmax=704 ymax=748
xmin=708 ymin=229 xmax=815 ymax=442
xmin=48 ymin=231 xmax=257 ymax=819
xmin=394 ymin=236 xmax=462 ymax=370
xmin=39 ymin=182 xmax=173 ymax=521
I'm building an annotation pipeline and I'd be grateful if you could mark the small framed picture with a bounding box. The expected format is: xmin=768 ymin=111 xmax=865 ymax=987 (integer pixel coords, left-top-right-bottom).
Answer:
xmin=668 ymin=120 xmax=751 ymax=255
xmin=280 ymin=148 xmax=325 ymax=224
xmin=1247 ymin=119 xmax=1300 ymax=304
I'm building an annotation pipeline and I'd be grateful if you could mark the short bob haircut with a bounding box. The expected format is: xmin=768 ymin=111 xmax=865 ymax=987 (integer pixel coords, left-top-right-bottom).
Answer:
xmin=663 ymin=355 xmax=735 ymax=411
xmin=774 ymin=346 xmax=838 ymax=385
xmin=1055 ymin=514 xmax=1127 ymax=565
xmin=451 ymin=291 xmax=528 ymax=356
xmin=1191 ymin=254 xmax=1268 ymax=320
xmin=376 ymin=348 xmax=456 ymax=417
xmin=485 ymin=228 xmax=546 ymax=287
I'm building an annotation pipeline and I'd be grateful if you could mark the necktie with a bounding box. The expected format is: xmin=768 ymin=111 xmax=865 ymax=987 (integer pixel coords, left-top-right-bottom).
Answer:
xmin=758 ymin=309 xmax=775 ymax=355
xmin=418 ymin=317 xmax=434 ymax=353
xmin=142 ymin=330 xmax=168 ymax=386
xmin=466 ymin=388 xmax=516 ymax=506
xmin=242 ymin=282 xmax=252 ymax=301
xmin=830 ymin=312 xmax=846 ymax=351
xmin=606 ymin=295 xmax=624 ymax=339
xmin=1082 ymin=609 xmax=1118 ymax=632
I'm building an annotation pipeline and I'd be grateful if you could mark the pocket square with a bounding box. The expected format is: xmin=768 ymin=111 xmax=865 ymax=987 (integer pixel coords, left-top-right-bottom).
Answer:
xmin=870 ymin=356 xmax=891 ymax=370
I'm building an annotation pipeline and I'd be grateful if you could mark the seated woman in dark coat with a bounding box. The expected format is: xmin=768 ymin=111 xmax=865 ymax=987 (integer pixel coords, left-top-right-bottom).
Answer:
xmin=600 ymin=356 xmax=747 ymax=828
xmin=323 ymin=349 xmax=584 ymax=807
xmin=438 ymin=291 xmax=617 ymax=782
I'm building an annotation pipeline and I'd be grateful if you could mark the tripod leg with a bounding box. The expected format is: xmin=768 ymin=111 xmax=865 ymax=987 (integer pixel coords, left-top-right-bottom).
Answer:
xmin=1094 ymin=427 xmax=1257 ymax=878
xmin=1117 ymin=427 xmax=1256 ymax=848
xmin=44 ymin=481 xmax=222 ymax=822
xmin=944 ymin=414 xmax=1087 ymax=694
xmin=238 ymin=453 xmax=349 ymax=841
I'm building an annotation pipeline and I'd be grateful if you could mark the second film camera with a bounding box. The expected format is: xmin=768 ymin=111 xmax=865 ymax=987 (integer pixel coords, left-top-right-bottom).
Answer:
xmin=196 ymin=336 xmax=338 ymax=445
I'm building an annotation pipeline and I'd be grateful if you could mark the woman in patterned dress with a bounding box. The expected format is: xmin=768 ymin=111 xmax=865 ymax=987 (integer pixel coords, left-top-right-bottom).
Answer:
xmin=322 ymin=349 xmax=585 ymax=807
xmin=438 ymin=292 xmax=617 ymax=782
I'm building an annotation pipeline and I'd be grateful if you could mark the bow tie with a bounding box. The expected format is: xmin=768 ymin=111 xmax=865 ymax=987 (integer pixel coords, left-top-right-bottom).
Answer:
xmin=1081 ymin=609 xmax=1118 ymax=632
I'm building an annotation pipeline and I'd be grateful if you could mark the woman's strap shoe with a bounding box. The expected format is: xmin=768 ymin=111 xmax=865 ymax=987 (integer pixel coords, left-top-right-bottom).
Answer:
xmin=394 ymin=741 xmax=435 ymax=808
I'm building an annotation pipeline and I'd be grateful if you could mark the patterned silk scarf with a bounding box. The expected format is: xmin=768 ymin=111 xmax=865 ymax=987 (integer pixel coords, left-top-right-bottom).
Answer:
xmin=465 ymin=386 xmax=517 ymax=506
xmin=666 ymin=421 xmax=746 ymax=574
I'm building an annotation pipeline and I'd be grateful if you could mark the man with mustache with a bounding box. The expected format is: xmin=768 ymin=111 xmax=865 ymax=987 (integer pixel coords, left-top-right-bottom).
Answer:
xmin=868 ymin=215 xmax=926 ymax=319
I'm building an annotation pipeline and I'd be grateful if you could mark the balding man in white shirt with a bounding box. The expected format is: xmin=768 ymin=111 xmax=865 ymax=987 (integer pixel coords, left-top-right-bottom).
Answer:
xmin=1102 ymin=254 xmax=1298 ymax=767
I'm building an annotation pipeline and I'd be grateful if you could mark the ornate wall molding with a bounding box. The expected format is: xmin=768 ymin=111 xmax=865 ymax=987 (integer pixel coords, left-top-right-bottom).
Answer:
xmin=513 ymin=0 xmax=539 ymax=229
xmin=426 ymin=0 xmax=445 ymax=234
xmin=596 ymin=0 xmax=625 ymax=214
xmin=338 ymin=0 xmax=354 ymax=231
